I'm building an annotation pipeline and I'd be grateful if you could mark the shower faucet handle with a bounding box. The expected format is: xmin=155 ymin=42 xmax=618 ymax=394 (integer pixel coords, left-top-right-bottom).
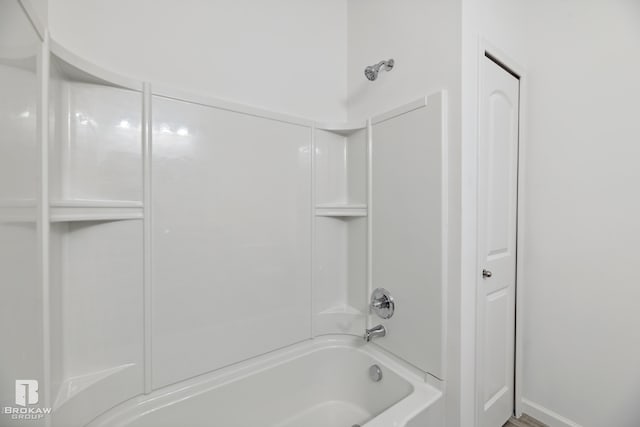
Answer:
xmin=370 ymin=288 xmax=395 ymax=319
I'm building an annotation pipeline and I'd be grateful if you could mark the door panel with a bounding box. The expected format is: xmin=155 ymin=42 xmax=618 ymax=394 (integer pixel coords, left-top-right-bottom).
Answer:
xmin=478 ymin=56 xmax=520 ymax=427
xmin=487 ymin=94 xmax=516 ymax=260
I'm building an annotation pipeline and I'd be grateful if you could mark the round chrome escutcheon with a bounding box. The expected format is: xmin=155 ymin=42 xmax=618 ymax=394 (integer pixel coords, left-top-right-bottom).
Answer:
xmin=370 ymin=288 xmax=395 ymax=319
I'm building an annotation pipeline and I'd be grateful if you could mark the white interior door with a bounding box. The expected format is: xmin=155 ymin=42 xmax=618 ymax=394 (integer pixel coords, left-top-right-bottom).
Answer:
xmin=477 ymin=55 xmax=520 ymax=427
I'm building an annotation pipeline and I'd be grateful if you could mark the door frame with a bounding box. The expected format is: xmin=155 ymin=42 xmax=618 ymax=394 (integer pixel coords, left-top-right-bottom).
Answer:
xmin=475 ymin=37 xmax=529 ymax=422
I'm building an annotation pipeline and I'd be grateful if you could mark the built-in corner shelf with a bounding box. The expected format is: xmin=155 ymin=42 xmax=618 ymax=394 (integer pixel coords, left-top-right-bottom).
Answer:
xmin=314 ymin=304 xmax=365 ymax=336
xmin=313 ymin=118 xmax=368 ymax=338
xmin=49 ymin=200 xmax=143 ymax=223
xmin=318 ymin=304 xmax=363 ymax=316
xmin=315 ymin=203 xmax=367 ymax=218
xmin=53 ymin=363 xmax=134 ymax=410
xmin=0 ymin=45 xmax=38 ymax=72
xmin=315 ymin=121 xmax=367 ymax=136
xmin=51 ymin=362 xmax=142 ymax=427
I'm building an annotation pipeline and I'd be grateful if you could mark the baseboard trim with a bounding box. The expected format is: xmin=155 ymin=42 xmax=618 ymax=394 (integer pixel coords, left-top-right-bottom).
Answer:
xmin=521 ymin=399 xmax=583 ymax=427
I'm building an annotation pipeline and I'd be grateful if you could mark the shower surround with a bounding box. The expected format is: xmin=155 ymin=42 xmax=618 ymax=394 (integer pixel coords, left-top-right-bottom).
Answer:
xmin=1 ymin=2 xmax=448 ymax=426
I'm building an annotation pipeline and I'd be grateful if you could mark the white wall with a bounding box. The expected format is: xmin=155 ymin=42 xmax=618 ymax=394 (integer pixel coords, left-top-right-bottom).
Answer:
xmin=49 ymin=0 xmax=347 ymax=121
xmin=347 ymin=0 xmax=461 ymax=121
xmin=461 ymin=3 xmax=640 ymax=425
xmin=521 ymin=1 xmax=640 ymax=426
xmin=347 ymin=1 xmax=462 ymax=425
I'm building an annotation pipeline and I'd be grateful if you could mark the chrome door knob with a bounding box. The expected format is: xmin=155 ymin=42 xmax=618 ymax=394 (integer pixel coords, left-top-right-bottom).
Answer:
xmin=482 ymin=269 xmax=492 ymax=279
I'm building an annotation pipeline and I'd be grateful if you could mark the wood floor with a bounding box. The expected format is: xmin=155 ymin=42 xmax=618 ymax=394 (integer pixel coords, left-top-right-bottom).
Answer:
xmin=503 ymin=414 xmax=548 ymax=427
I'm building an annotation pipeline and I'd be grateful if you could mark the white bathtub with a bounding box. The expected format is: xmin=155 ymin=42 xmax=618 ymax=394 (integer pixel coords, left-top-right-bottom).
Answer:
xmin=89 ymin=336 xmax=442 ymax=427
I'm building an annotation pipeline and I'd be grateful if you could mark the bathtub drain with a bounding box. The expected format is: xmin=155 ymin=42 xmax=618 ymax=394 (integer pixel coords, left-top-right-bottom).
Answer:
xmin=368 ymin=364 xmax=383 ymax=382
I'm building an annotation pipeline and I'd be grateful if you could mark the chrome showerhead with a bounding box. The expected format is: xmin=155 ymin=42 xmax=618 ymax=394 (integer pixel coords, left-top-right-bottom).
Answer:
xmin=364 ymin=59 xmax=395 ymax=81
xmin=364 ymin=66 xmax=378 ymax=81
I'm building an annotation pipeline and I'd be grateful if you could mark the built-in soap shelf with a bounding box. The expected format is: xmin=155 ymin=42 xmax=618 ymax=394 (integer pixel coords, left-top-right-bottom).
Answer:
xmin=0 ymin=45 xmax=38 ymax=72
xmin=318 ymin=305 xmax=363 ymax=316
xmin=51 ymin=362 xmax=142 ymax=426
xmin=314 ymin=304 xmax=366 ymax=336
xmin=315 ymin=203 xmax=367 ymax=217
xmin=49 ymin=200 xmax=143 ymax=222
xmin=315 ymin=120 xmax=367 ymax=136
xmin=53 ymin=363 xmax=135 ymax=410
xmin=314 ymin=304 xmax=365 ymax=336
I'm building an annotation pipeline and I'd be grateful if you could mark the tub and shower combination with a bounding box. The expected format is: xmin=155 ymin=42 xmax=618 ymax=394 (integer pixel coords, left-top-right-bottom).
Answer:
xmin=2 ymin=2 xmax=447 ymax=424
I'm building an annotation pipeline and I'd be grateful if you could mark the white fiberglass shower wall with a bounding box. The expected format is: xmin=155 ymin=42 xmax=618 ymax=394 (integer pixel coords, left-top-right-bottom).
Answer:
xmin=2 ymin=1 xmax=454 ymax=426
xmin=151 ymin=94 xmax=312 ymax=389
xmin=0 ymin=0 xmax=43 ymax=416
